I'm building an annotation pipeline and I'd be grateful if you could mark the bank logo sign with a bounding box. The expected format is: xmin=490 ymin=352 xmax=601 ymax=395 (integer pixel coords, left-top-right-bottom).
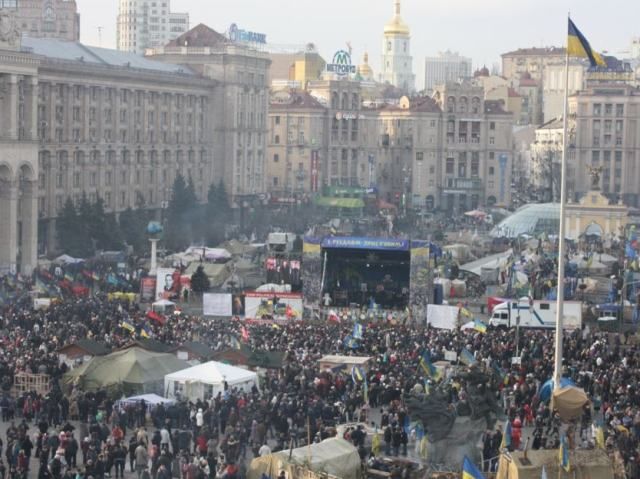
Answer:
xmin=326 ymin=50 xmax=356 ymax=76
xmin=229 ymin=23 xmax=267 ymax=44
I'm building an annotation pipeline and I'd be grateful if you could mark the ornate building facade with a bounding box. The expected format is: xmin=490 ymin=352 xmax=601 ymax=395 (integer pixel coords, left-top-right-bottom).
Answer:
xmin=0 ymin=20 xmax=270 ymax=272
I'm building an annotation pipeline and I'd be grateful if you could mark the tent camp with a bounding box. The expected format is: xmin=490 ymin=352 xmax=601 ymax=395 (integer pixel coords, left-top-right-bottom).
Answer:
xmin=64 ymin=347 xmax=189 ymax=396
xmin=247 ymin=438 xmax=361 ymax=479
xmin=164 ymin=361 xmax=258 ymax=401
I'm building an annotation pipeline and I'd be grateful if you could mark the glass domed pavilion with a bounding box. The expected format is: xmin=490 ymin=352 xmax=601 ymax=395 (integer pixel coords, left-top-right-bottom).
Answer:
xmin=490 ymin=203 xmax=560 ymax=238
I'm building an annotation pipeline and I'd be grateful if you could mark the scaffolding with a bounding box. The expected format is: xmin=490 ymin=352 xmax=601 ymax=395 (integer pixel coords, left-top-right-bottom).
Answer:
xmin=12 ymin=372 xmax=51 ymax=397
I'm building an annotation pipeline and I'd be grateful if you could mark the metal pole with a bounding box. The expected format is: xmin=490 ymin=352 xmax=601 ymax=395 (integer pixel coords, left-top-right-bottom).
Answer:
xmin=553 ymin=26 xmax=571 ymax=389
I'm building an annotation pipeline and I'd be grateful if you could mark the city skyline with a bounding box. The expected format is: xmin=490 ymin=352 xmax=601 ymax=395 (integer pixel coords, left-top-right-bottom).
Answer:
xmin=77 ymin=0 xmax=639 ymax=89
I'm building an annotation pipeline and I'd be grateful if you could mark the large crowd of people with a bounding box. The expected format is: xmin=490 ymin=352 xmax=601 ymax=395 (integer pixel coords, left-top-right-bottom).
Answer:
xmin=0 ymin=284 xmax=639 ymax=479
xmin=0 ymin=220 xmax=639 ymax=479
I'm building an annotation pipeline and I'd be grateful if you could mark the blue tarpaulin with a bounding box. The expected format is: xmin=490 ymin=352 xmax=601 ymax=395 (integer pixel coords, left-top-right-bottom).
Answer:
xmin=539 ymin=377 xmax=575 ymax=402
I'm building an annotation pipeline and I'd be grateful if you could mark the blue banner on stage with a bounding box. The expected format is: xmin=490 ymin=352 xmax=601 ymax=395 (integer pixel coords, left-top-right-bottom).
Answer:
xmin=321 ymin=236 xmax=410 ymax=252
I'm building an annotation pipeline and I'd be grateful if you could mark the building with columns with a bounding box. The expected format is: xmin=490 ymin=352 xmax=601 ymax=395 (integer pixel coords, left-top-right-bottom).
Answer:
xmin=0 ymin=19 xmax=270 ymax=272
xmin=0 ymin=51 xmax=39 ymax=275
xmin=379 ymin=0 xmax=414 ymax=92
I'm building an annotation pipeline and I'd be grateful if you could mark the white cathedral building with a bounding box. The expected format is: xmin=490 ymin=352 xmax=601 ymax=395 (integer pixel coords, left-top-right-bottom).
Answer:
xmin=379 ymin=0 xmax=415 ymax=92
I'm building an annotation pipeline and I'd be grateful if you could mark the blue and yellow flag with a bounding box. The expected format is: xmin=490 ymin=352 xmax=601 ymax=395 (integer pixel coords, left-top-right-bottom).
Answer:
xmin=462 ymin=456 xmax=486 ymax=479
xmin=352 ymin=323 xmax=364 ymax=339
xmin=568 ymin=19 xmax=606 ymax=67
xmin=460 ymin=348 xmax=477 ymax=366
xmin=418 ymin=351 xmax=440 ymax=380
xmin=500 ymin=420 xmax=512 ymax=449
xmin=559 ymin=434 xmax=570 ymax=471
xmin=140 ymin=324 xmax=152 ymax=338
xmin=473 ymin=319 xmax=487 ymax=334
xmin=351 ymin=365 xmax=365 ymax=384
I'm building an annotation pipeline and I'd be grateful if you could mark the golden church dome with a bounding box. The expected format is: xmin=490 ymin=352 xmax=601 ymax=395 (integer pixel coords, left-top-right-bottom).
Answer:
xmin=358 ymin=52 xmax=374 ymax=79
xmin=384 ymin=0 xmax=410 ymax=36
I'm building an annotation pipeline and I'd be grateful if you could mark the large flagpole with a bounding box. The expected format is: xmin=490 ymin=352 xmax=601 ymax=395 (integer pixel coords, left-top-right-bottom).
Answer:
xmin=553 ymin=13 xmax=571 ymax=389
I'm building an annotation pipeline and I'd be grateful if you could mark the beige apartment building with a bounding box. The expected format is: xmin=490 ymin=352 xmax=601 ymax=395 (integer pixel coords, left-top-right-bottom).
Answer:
xmin=431 ymin=82 xmax=514 ymax=211
xmin=2 ymin=0 xmax=80 ymax=41
xmin=569 ymin=85 xmax=640 ymax=206
xmin=146 ymin=24 xmax=271 ymax=200
xmin=266 ymin=80 xmax=514 ymax=213
xmin=267 ymin=89 xmax=327 ymax=199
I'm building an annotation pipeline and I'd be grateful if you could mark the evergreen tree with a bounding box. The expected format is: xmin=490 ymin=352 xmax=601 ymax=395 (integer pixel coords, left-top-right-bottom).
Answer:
xmin=56 ymin=197 xmax=89 ymax=257
xmin=119 ymin=207 xmax=147 ymax=253
xmin=204 ymin=180 xmax=232 ymax=245
xmin=165 ymin=173 xmax=197 ymax=251
xmin=190 ymin=265 xmax=210 ymax=294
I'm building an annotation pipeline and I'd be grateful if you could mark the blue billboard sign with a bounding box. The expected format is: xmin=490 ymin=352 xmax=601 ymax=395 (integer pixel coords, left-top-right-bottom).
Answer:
xmin=326 ymin=50 xmax=357 ymax=76
xmin=229 ymin=23 xmax=267 ymax=44
xmin=321 ymin=236 xmax=409 ymax=251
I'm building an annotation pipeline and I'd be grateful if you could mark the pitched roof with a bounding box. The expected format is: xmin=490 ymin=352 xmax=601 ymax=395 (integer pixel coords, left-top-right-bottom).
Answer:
xmin=166 ymin=24 xmax=228 ymax=48
xmin=22 ymin=36 xmax=191 ymax=75
xmin=121 ymin=338 xmax=172 ymax=353
xmin=270 ymin=91 xmax=326 ymax=111
xmin=507 ymin=87 xmax=521 ymax=98
xmin=501 ymin=47 xmax=566 ymax=57
xmin=58 ymin=339 xmax=109 ymax=356
xmin=409 ymin=96 xmax=441 ymax=113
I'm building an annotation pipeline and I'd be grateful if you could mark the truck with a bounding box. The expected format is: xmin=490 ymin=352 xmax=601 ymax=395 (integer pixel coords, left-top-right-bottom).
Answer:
xmin=488 ymin=298 xmax=582 ymax=330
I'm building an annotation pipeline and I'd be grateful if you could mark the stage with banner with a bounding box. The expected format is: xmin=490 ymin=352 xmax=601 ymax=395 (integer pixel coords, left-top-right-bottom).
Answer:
xmin=302 ymin=236 xmax=431 ymax=322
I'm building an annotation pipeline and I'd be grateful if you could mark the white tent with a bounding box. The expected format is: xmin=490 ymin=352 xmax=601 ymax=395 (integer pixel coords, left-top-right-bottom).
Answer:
xmin=114 ymin=393 xmax=175 ymax=411
xmin=164 ymin=361 xmax=258 ymax=402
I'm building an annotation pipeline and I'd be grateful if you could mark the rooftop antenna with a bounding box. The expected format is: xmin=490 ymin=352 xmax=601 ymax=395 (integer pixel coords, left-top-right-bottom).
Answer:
xmin=97 ymin=26 xmax=103 ymax=47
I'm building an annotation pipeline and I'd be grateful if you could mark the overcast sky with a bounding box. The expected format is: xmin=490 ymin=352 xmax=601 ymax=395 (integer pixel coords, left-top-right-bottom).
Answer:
xmin=77 ymin=0 xmax=638 ymax=89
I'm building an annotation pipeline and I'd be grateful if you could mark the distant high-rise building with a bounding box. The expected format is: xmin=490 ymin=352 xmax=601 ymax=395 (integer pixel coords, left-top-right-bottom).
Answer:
xmin=379 ymin=0 xmax=415 ymax=92
xmin=0 ymin=0 xmax=80 ymax=41
xmin=424 ymin=51 xmax=472 ymax=92
xmin=117 ymin=0 xmax=189 ymax=54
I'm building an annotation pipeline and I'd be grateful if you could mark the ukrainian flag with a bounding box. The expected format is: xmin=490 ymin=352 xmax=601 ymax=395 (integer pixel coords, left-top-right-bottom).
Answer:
xmin=140 ymin=324 xmax=152 ymax=338
xmin=353 ymin=323 xmax=364 ymax=339
xmin=559 ymin=434 xmax=570 ymax=471
xmin=567 ymin=19 xmax=606 ymax=67
xmin=418 ymin=351 xmax=440 ymax=380
xmin=473 ymin=319 xmax=487 ymax=333
xmin=462 ymin=456 xmax=486 ymax=479
xmin=351 ymin=365 xmax=365 ymax=384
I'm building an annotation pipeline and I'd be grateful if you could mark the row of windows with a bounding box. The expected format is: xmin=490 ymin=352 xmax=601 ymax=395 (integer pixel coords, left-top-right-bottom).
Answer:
xmin=39 ymin=84 xmax=206 ymax=110
xmin=592 ymin=103 xmax=624 ymax=117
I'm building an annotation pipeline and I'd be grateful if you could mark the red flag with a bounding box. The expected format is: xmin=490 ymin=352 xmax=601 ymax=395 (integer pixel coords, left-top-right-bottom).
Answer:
xmin=241 ymin=326 xmax=250 ymax=342
xmin=147 ymin=310 xmax=166 ymax=325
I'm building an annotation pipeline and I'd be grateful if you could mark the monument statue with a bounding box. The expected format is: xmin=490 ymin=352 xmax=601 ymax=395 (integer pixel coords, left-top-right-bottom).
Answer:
xmin=587 ymin=165 xmax=603 ymax=190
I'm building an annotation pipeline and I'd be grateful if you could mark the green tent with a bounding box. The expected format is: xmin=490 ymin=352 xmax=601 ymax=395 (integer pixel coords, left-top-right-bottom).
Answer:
xmin=64 ymin=346 xmax=189 ymax=397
